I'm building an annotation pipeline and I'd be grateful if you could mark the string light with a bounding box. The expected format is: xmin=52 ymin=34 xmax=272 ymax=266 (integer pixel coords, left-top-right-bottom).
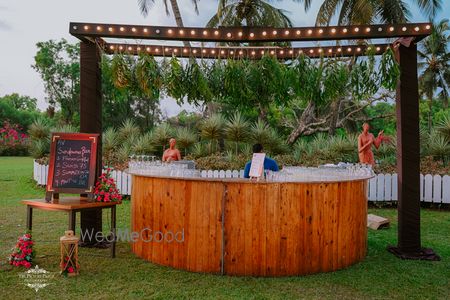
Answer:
xmin=84 ymin=25 xmax=89 ymax=30
xmin=155 ymin=48 xmax=159 ymax=52
xmin=227 ymin=32 xmax=232 ymax=38
xmin=250 ymin=33 xmax=255 ymax=37
xmin=203 ymin=30 xmax=208 ymax=35
xmin=221 ymin=50 xmax=225 ymax=54
xmin=251 ymin=51 xmax=256 ymax=55
xmin=262 ymin=31 xmax=267 ymax=36
xmin=366 ymin=27 xmax=371 ymax=32
xmin=146 ymin=47 xmax=151 ymax=52
xmin=289 ymin=50 xmax=293 ymax=54
xmin=309 ymin=49 xmax=314 ymax=54
xmin=318 ymin=49 xmax=323 ymax=53
xmin=425 ymin=25 xmax=431 ymax=30
xmin=239 ymin=50 xmax=243 ymax=55
xmin=190 ymin=30 xmax=196 ymax=35
xmin=357 ymin=47 xmax=361 ymax=52
xmin=285 ymin=30 xmax=290 ymax=35
xmin=261 ymin=50 xmax=265 ymax=55
xmin=183 ymin=48 xmax=188 ymax=53
xmin=331 ymin=28 xmax=336 ymax=34
xmin=132 ymin=27 xmax=136 ymax=32
xmin=347 ymin=47 xmax=352 ymax=52
xmin=211 ymin=50 xmax=215 ymax=54
xmin=109 ymin=45 xmax=114 ymax=50
xmin=179 ymin=29 xmax=184 ymax=35
xmin=389 ymin=26 xmax=395 ymax=32
xmin=165 ymin=47 xmax=170 ymax=52
xmin=337 ymin=48 xmax=342 ymax=52
xmin=143 ymin=28 xmax=148 ymax=33
xmin=230 ymin=51 xmax=234 ymax=55
xmin=96 ymin=26 xmax=102 ymax=31
xmin=214 ymin=30 xmax=219 ymax=35
xmin=137 ymin=47 xmax=141 ymax=51
xmin=376 ymin=47 xmax=381 ymax=51
xmin=270 ymin=50 xmax=275 ymax=55
xmin=328 ymin=49 xmax=332 ymax=53
xmin=273 ymin=30 xmax=277 ymax=35
xmin=308 ymin=29 xmax=313 ymax=34
xmin=202 ymin=49 xmax=206 ymax=53
xmin=354 ymin=27 xmax=359 ymax=32
xmin=342 ymin=28 xmax=348 ymax=33
xmin=378 ymin=27 xmax=383 ymax=32
xmin=296 ymin=30 xmax=301 ymax=35
xmin=238 ymin=32 xmax=243 ymax=37
xmin=402 ymin=27 xmax=407 ymax=32
xmin=174 ymin=49 xmax=178 ymax=53
xmin=120 ymin=27 xmax=125 ymax=32
xmin=279 ymin=50 xmax=284 ymax=54
xmin=414 ymin=26 xmax=420 ymax=32
xmin=119 ymin=46 xmax=123 ymax=50
xmin=318 ymin=29 xmax=323 ymax=34
xmin=108 ymin=27 xmax=113 ymax=32
xmin=168 ymin=29 xmax=173 ymax=34
xmin=192 ymin=49 xmax=197 ymax=53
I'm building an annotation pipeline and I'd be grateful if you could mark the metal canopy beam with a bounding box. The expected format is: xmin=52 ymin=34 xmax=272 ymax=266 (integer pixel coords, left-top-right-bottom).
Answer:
xmin=103 ymin=42 xmax=391 ymax=59
xmin=70 ymin=22 xmax=431 ymax=43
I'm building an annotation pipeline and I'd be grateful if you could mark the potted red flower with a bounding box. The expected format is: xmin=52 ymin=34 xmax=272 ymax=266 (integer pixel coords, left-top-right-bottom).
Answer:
xmin=93 ymin=168 xmax=122 ymax=202
xmin=9 ymin=232 xmax=34 ymax=268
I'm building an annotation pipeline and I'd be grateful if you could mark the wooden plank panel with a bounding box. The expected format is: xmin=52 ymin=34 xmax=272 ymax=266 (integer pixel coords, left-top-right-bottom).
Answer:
xmin=424 ymin=174 xmax=433 ymax=202
xmin=392 ymin=173 xmax=398 ymax=201
xmin=442 ymin=175 xmax=450 ymax=204
xmin=384 ymin=174 xmax=392 ymax=201
xmin=376 ymin=174 xmax=385 ymax=201
xmin=369 ymin=176 xmax=377 ymax=200
xmin=432 ymin=175 xmax=442 ymax=203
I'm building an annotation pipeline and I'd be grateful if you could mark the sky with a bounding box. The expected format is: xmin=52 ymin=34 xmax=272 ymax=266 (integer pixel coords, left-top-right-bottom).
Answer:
xmin=0 ymin=0 xmax=449 ymax=116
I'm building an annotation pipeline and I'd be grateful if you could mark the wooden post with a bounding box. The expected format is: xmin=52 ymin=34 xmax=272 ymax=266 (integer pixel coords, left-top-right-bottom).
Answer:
xmin=388 ymin=39 xmax=439 ymax=260
xmin=79 ymin=41 xmax=103 ymax=244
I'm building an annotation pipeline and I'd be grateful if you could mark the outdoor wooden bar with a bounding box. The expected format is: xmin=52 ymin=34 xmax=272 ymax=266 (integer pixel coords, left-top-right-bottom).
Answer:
xmin=131 ymin=174 xmax=369 ymax=276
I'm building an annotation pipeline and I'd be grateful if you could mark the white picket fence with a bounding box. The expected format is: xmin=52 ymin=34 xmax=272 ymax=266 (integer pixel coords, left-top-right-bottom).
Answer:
xmin=33 ymin=160 xmax=450 ymax=203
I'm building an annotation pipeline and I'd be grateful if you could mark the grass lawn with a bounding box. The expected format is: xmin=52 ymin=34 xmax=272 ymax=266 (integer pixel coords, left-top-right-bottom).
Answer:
xmin=0 ymin=156 xmax=449 ymax=299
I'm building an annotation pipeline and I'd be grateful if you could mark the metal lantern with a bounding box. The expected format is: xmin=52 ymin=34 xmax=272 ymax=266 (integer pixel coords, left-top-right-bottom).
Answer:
xmin=60 ymin=230 xmax=79 ymax=276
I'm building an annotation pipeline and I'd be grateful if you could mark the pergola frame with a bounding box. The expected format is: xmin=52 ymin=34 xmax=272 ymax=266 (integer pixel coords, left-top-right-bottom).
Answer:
xmin=71 ymin=21 xmax=438 ymax=259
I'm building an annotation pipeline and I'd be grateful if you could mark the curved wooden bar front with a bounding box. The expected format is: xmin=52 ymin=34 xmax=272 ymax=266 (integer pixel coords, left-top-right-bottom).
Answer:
xmin=131 ymin=175 xmax=368 ymax=276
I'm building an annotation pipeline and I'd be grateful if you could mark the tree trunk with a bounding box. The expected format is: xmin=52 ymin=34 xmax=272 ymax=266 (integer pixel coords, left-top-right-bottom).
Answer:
xmin=328 ymin=99 xmax=340 ymax=135
xmin=169 ymin=0 xmax=190 ymax=47
xmin=428 ymin=95 xmax=433 ymax=132
xmin=287 ymin=101 xmax=316 ymax=144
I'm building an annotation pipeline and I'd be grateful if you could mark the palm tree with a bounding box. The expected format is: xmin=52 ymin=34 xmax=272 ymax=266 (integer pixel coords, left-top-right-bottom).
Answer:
xmin=207 ymin=0 xmax=293 ymax=28
xmin=137 ymin=0 xmax=199 ymax=47
xmin=418 ymin=19 xmax=450 ymax=131
xmin=298 ymin=0 xmax=442 ymax=26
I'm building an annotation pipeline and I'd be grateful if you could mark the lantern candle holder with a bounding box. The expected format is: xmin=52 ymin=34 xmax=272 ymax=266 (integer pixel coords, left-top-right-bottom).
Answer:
xmin=60 ymin=230 xmax=79 ymax=276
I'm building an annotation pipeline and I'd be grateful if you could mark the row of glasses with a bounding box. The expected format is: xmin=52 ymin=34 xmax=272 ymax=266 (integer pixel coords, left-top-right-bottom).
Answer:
xmin=128 ymin=154 xmax=201 ymax=178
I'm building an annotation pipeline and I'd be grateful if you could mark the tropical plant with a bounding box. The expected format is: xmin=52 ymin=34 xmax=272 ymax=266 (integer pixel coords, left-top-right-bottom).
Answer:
xmin=207 ymin=0 xmax=293 ymax=30
xmin=29 ymin=139 xmax=50 ymax=159
xmin=137 ymin=0 xmax=199 ymax=47
xmin=28 ymin=119 xmax=51 ymax=140
xmin=175 ymin=127 xmax=197 ymax=155
xmin=225 ymin=112 xmax=250 ymax=154
xmin=437 ymin=113 xmax=450 ymax=140
xmin=200 ymin=114 xmax=225 ymax=154
xmin=118 ymin=119 xmax=140 ymax=143
xmin=299 ymin=0 xmax=442 ymax=25
xmin=135 ymin=54 xmax=162 ymax=99
xmin=153 ymin=123 xmax=174 ymax=150
xmin=418 ymin=19 xmax=450 ymax=131
xmin=250 ymin=118 xmax=271 ymax=146
xmin=132 ymin=132 xmax=155 ymax=154
xmin=111 ymin=54 xmax=133 ymax=90
xmin=425 ymin=130 xmax=450 ymax=163
xmin=103 ymin=127 xmax=120 ymax=165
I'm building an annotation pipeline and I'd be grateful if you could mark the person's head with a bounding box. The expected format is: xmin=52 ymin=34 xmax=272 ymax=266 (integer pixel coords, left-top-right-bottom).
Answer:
xmin=362 ymin=123 xmax=370 ymax=133
xmin=253 ymin=143 xmax=263 ymax=153
xmin=169 ymin=138 xmax=176 ymax=148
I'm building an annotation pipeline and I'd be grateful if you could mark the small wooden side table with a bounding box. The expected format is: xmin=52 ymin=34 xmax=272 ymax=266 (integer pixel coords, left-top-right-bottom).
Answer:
xmin=22 ymin=197 xmax=119 ymax=258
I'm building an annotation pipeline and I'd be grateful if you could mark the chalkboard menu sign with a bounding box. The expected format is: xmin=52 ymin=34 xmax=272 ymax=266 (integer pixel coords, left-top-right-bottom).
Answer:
xmin=46 ymin=133 xmax=98 ymax=199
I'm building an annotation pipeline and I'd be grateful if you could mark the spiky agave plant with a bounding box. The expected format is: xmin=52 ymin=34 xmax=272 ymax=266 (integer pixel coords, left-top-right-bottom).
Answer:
xmin=200 ymin=114 xmax=225 ymax=154
xmin=28 ymin=118 xmax=50 ymax=140
xmin=250 ymin=119 xmax=270 ymax=146
xmin=425 ymin=130 xmax=450 ymax=164
xmin=175 ymin=127 xmax=197 ymax=156
xmin=437 ymin=113 xmax=450 ymax=140
xmin=29 ymin=139 xmax=50 ymax=160
xmin=132 ymin=132 xmax=155 ymax=155
xmin=53 ymin=124 xmax=78 ymax=133
xmin=118 ymin=119 xmax=140 ymax=144
xmin=225 ymin=112 xmax=249 ymax=155
xmin=191 ymin=143 xmax=206 ymax=158
xmin=153 ymin=123 xmax=174 ymax=150
xmin=103 ymin=127 xmax=119 ymax=165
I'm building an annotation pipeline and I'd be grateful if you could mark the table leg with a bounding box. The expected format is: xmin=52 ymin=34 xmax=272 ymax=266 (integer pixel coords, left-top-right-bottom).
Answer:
xmin=69 ymin=211 xmax=76 ymax=234
xmin=111 ymin=206 xmax=116 ymax=258
xmin=26 ymin=206 xmax=33 ymax=231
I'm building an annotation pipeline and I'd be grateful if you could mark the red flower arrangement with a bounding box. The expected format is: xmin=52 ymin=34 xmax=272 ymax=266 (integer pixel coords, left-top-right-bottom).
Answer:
xmin=60 ymin=255 xmax=78 ymax=276
xmin=0 ymin=121 xmax=29 ymax=156
xmin=9 ymin=233 xmax=34 ymax=268
xmin=93 ymin=168 xmax=122 ymax=202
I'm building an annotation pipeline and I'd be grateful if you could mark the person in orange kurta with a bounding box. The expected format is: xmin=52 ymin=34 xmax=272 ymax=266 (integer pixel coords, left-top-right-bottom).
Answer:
xmin=162 ymin=138 xmax=181 ymax=162
xmin=358 ymin=123 xmax=385 ymax=166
